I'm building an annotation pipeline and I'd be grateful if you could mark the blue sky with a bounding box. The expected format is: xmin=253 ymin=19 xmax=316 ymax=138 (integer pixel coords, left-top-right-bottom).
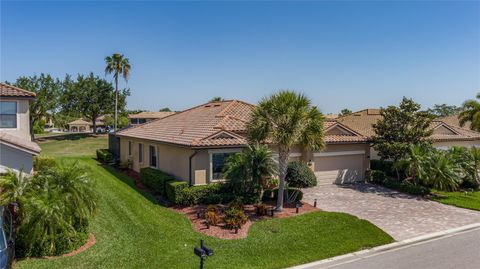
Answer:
xmin=2 ymin=1 xmax=479 ymax=113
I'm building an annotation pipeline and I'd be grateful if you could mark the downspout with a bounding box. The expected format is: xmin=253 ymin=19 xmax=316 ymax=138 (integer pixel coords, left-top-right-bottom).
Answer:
xmin=189 ymin=150 xmax=198 ymax=186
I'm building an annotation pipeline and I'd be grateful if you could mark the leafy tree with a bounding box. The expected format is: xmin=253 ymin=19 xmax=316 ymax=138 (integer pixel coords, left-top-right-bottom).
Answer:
xmin=105 ymin=53 xmax=131 ymax=131
xmin=63 ymin=73 xmax=128 ymax=134
xmin=339 ymin=108 xmax=352 ymax=117
xmin=223 ymin=144 xmax=277 ymax=201
xmin=159 ymin=107 xmax=172 ymax=112
xmin=427 ymin=104 xmax=461 ymax=117
xmin=9 ymin=74 xmax=62 ymax=140
xmin=209 ymin=97 xmax=224 ymax=102
xmin=372 ymin=97 xmax=433 ymax=177
xmin=247 ymin=90 xmax=324 ymax=211
xmin=459 ymin=93 xmax=480 ymax=131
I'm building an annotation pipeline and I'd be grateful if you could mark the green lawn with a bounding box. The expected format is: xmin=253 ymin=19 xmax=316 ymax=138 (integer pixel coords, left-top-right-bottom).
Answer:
xmin=36 ymin=133 xmax=108 ymax=157
xmin=17 ymin=139 xmax=394 ymax=269
xmin=432 ymin=190 xmax=480 ymax=211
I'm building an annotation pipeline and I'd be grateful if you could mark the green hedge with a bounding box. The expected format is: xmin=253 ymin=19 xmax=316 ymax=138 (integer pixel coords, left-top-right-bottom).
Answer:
xmin=165 ymin=181 xmax=188 ymax=204
xmin=96 ymin=149 xmax=113 ymax=163
xmin=382 ymin=179 xmax=431 ymax=196
xmin=368 ymin=170 xmax=387 ymax=184
xmin=140 ymin=168 xmax=175 ymax=195
xmin=370 ymin=159 xmax=395 ymax=176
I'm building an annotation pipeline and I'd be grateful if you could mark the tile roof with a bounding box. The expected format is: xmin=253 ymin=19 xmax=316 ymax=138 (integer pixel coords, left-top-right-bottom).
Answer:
xmin=439 ymin=114 xmax=471 ymax=130
xmin=0 ymin=132 xmax=41 ymax=154
xmin=128 ymin=111 xmax=176 ymax=119
xmin=337 ymin=109 xmax=480 ymax=142
xmin=0 ymin=83 xmax=36 ymax=98
xmin=117 ymin=100 xmax=368 ymax=147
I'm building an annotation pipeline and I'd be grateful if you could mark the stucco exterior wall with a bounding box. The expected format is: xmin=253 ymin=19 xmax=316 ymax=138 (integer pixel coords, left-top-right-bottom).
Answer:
xmin=0 ymin=144 xmax=33 ymax=174
xmin=1 ymin=98 xmax=31 ymax=140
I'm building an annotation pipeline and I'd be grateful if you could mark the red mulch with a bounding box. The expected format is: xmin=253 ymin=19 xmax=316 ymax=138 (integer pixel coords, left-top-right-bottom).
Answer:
xmin=172 ymin=201 xmax=320 ymax=239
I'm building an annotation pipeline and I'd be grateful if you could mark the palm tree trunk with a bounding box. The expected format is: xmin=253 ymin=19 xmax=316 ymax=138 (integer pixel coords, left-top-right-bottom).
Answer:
xmin=276 ymin=148 xmax=289 ymax=211
xmin=114 ymin=76 xmax=118 ymax=132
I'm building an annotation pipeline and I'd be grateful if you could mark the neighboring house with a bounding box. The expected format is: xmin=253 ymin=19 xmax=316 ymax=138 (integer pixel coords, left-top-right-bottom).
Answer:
xmin=337 ymin=109 xmax=480 ymax=158
xmin=128 ymin=111 xmax=176 ymax=125
xmin=440 ymin=114 xmax=471 ymax=130
xmin=68 ymin=116 xmax=106 ymax=132
xmin=115 ymin=100 xmax=371 ymax=186
xmin=0 ymin=83 xmax=41 ymax=174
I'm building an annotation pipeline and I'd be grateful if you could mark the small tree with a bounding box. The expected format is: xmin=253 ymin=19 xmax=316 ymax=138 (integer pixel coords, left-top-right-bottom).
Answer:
xmin=339 ymin=108 xmax=352 ymax=117
xmin=9 ymin=74 xmax=62 ymax=140
xmin=210 ymin=97 xmax=224 ymax=102
xmin=427 ymin=104 xmax=461 ymax=117
xmin=159 ymin=107 xmax=172 ymax=112
xmin=247 ymin=91 xmax=324 ymax=211
xmin=223 ymin=144 xmax=277 ymax=201
xmin=373 ymin=97 xmax=432 ymax=179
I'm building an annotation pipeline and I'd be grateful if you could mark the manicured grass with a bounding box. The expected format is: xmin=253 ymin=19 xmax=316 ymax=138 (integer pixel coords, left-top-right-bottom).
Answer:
xmin=36 ymin=133 xmax=108 ymax=157
xmin=17 ymin=138 xmax=393 ymax=268
xmin=432 ymin=190 xmax=480 ymax=211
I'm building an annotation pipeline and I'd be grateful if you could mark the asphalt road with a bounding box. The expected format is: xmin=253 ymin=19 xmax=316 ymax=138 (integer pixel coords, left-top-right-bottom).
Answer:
xmin=311 ymin=228 xmax=480 ymax=269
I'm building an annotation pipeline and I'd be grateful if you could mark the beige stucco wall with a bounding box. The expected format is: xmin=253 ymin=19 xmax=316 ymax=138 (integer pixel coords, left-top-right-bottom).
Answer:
xmin=1 ymin=98 xmax=31 ymax=140
xmin=0 ymin=143 xmax=34 ymax=174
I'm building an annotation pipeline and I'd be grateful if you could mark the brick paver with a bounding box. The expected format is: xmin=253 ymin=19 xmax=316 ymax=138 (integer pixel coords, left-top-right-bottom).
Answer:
xmin=302 ymin=184 xmax=480 ymax=241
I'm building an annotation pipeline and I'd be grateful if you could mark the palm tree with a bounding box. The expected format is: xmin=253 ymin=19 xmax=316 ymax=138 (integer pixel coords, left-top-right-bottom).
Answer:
xmin=105 ymin=53 xmax=131 ymax=131
xmin=0 ymin=170 xmax=29 ymax=206
xmin=223 ymin=144 xmax=277 ymax=201
xmin=394 ymin=145 xmax=430 ymax=184
xmin=247 ymin=90 xmax=325 ymax=211
xmin=459 ymin=93 xmax=480 ymax=131
xmin=423 ymin=151 xmax=461 ymax=191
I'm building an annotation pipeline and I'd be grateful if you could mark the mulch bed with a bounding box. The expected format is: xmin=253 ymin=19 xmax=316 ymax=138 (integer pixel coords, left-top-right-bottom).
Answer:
xmin=173 ymin=201 xmax=320 ymax=239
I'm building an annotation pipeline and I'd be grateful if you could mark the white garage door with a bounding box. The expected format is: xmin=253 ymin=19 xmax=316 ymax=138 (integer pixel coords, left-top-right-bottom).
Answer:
xmin=314 ymin=152 xmax=365 ymax=185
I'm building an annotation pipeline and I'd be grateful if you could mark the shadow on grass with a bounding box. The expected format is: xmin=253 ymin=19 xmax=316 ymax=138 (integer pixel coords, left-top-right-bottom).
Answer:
xmin=35 ymin=133 xmax=105 ymax=142
xmin=98 ymin=162 xmax=159 ymax=205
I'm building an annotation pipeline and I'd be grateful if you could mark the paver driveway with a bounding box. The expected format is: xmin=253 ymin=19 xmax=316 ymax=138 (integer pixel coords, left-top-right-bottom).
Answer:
xmin=302 ymin=183 xmax=480 ymax=241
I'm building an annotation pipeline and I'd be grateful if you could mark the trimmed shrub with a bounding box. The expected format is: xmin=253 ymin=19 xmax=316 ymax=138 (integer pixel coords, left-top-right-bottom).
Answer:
xmin=140 ymin=167 xmax=176 ymax=195
xmin=224 ymin=207 xmax=248 ymax=230
xmin=370 ymin=159 xmax=395 ymax=176
xmin=286 ymin=161 xmax=317 ymax=188
xmin=273 ymin=188 xmax=303 ymax=203
xmin=96 ymin=149 xmax=113 ymax=163
xmin=33 ymin=156 xmax=57 ymax=171
xmin=369 ymin=170 xmax=387 ymax=184
xmin=165 ymin=181 xmax=188 ymax=204
xmin=382 ymin=178 xmax=431 ymax=196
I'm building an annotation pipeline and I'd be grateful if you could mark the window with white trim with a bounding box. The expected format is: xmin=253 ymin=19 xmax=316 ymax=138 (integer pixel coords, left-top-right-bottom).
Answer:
xmin=211 ymin=153 xmax=234 ymax=180
xmin=0 ymin=101 xmax=17 ymax=128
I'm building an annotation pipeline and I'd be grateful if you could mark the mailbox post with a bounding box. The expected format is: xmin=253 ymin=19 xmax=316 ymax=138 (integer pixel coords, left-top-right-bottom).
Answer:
xmin=194 ymin=239 xmax=214 ymax=269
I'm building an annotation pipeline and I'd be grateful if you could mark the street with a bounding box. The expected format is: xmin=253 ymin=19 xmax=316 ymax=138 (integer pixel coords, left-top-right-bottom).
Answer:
xmin=307 ymin=228 xmax=480 ymax=269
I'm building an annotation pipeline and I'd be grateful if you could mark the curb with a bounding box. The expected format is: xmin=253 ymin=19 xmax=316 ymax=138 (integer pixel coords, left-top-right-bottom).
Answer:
xmin=288 ymin=222 xmax=480 ymax=269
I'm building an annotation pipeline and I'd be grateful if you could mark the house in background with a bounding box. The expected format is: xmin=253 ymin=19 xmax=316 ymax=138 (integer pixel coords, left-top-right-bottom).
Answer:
xmin=337 ymin=109 xmax=480 ymax=158
xmin=68 ymin=116 xmax=106 ymax=133
xmin=0 ymin=83 xmax=41 ymax=174
xmin=128 ymin=111 xmax=175 ymax=125
xmin=115 ymin=100 xmax=370 ymax=186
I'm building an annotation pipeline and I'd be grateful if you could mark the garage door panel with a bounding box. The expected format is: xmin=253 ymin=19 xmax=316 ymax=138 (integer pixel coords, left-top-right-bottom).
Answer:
xmin=314 ymin=154 xmax=364 ymax=185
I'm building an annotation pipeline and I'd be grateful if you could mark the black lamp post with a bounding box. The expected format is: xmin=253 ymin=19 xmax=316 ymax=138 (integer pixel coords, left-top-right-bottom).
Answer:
xmin=194 ymin=239 xmax=214 ymax=269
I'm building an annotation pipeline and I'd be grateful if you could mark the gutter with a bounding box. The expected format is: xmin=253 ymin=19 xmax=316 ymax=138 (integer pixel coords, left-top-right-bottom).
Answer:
xmin=188 ymin=150 xmax=198 ymax=186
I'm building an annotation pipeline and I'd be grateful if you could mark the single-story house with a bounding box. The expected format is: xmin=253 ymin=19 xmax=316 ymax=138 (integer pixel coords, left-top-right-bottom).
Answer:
xmin=0 ymin=83 xmax=41 ymax=174
xmin=115 ymin=100 xmax=371 ymax=185
xmin=336 ymin=109 xmax=480 ymax=158
xmin=128 ymin=111 xmax=176 ymax=125
xmin=68 ymin=116 xmax=106 ymax=132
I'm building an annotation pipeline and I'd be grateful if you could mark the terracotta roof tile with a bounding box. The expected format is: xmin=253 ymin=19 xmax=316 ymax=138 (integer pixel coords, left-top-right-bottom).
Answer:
xmin=0 ymin=83 xmax=36 ymax=98
xmin=338 ymin=109 xmax=480 ymax=142
xmin=128 ymin=111 xmax=176 ymax=119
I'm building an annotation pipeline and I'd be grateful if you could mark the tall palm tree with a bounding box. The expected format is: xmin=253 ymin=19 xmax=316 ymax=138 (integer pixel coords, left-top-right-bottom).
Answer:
xmin=224 ymin=144 xmax=277 ymax=201
xmin=459 ymin=93 xmax=480 ymax=131
xmin=247 ymin=90 xmax=325 ymax=211
xmin=105 ymin=53 xmax=131 ymax=131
